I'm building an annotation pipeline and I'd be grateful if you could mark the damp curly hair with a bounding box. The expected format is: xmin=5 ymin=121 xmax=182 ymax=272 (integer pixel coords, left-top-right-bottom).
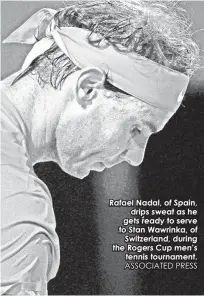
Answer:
xmin=30 ymin=0 xmax=201 ymax=90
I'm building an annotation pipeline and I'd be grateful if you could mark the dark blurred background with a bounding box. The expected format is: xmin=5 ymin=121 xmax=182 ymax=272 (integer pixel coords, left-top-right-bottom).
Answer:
xmin=1 ymin=1 xmax=204 ymax=294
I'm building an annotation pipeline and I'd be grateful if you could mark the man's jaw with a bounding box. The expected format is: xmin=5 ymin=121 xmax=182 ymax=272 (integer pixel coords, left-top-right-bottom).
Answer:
xmin=62 ymin=154 xmax=127 ymax=179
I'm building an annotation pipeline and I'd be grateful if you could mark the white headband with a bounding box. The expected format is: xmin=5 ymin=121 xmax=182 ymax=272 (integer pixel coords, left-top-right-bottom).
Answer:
xmin=3 ymin=8 xmax=190 ymax=112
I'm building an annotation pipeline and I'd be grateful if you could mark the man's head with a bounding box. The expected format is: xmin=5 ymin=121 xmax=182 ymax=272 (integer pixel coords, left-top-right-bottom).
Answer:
xmin=3 ymin=0 xmax=200 ymax=178
xmin=54 ymin=66 xmax=175 ymax=178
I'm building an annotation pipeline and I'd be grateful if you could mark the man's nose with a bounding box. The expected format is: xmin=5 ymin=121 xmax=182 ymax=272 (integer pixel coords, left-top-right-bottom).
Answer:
xmin=122 ymin=135 xmax=149 ymax=166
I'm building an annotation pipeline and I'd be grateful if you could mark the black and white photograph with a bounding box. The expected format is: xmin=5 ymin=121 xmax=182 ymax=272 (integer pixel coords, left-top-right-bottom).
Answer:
xmin=1 ymin=0 xmax=204 ymax=295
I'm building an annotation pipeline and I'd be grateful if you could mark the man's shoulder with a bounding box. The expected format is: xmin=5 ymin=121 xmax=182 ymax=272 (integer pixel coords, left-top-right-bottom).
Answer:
xmin=1 ymin=89 xmax=22 ymax=129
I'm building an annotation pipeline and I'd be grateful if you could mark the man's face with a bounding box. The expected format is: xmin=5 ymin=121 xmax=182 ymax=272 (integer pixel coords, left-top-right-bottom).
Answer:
xmin=55 ymin=77 xmax=176 ymax=179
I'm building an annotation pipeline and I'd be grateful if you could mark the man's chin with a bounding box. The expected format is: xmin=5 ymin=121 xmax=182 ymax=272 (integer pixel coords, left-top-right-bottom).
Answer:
xmin=60 ymin=164 xmax=90 ymax=179
xmin=69 ymin=169 xmax=90 ymax=179
xmin=76 ymin=171 xmax=90 ymax=179
xmin=67 ymin=164 xmax=105 ymax=178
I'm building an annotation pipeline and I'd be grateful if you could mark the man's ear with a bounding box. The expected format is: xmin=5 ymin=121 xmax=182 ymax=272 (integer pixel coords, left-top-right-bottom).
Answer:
xmin=74 ymin=67 xmax=106 ymax=109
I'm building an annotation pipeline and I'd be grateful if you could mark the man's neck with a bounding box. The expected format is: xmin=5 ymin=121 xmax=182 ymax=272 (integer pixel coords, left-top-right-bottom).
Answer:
xmin=1 ymin=72 xmax=65 ymax=164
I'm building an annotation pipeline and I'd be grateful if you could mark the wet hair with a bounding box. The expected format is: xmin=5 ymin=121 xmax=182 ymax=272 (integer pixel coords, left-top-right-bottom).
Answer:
xmin=30 ymin=0 xmax=201 ymax=90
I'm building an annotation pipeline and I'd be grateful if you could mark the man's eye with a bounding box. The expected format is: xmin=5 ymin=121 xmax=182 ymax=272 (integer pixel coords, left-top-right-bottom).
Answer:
xmin=131 ymin=125 xmax=142 ymax=134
